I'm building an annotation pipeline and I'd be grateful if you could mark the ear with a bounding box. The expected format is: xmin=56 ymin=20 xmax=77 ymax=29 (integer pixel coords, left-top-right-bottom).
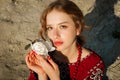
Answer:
xmin=77 ymin=27 xmax=81 ymax=35
xmin=76 ymin=22 xmax=81 ymax=36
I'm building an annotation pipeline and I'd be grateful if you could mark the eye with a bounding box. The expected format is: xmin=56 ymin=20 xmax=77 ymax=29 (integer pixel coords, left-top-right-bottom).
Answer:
xmin=59 ymin=25 xmax=67 ymax=29
xmin=46 ymin=26 xmax=53 ymax=31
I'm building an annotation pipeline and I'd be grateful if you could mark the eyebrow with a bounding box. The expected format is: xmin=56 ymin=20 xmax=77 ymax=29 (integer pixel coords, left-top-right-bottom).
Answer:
xmin=47 ymin=21 xmax=69 ymax=27
xmin=58 ymin=21 xmax=69 ymax=25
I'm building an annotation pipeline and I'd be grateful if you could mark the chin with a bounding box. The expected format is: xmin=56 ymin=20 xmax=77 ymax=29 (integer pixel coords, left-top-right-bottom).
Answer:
xmin=55 ymin=47 xmax=63 ymax=51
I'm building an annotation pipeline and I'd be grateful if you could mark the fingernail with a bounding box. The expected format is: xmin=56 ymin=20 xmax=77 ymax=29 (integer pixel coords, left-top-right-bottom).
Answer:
xmin=47 ymin=56 xmax=51 ymax=60
xmin=32 ymin=50 xmax=35 ymax=54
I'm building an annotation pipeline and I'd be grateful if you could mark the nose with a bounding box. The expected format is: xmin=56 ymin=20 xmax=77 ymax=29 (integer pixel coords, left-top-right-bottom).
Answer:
xmin=53 ymin=28 xmax=60 ymax=39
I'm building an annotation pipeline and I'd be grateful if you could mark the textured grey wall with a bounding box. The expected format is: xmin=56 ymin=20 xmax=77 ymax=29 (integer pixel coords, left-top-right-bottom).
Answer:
xmin=0 ymin=0 xmax=120 ymax=80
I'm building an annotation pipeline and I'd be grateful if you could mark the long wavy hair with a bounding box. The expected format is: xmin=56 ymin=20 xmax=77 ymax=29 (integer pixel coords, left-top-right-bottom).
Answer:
xmin=39 ymin=0 xmax=87 ymax=46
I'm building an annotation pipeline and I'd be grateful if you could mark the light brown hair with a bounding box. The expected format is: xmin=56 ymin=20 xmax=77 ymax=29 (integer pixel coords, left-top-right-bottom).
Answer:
xmin=39 ymin=0 xmax=86 ymax=45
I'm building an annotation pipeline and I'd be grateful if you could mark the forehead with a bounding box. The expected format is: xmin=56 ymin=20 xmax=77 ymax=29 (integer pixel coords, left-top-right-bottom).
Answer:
xmin=46 ymin=10 xmax=73 ymax=24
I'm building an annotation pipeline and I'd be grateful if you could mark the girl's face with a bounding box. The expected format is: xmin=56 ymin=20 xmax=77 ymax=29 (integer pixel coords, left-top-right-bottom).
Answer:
xmin=46 ymin=10 xmax=80 ymax=52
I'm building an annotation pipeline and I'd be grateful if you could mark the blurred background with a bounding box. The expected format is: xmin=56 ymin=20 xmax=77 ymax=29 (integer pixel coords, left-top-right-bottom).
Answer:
xmin=0 ymin=0 xmax=120 ymax=80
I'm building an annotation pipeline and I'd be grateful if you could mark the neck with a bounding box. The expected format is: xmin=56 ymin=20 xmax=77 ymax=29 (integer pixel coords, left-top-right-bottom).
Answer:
xmin=61 ymin=43 xmax=78 ymax=63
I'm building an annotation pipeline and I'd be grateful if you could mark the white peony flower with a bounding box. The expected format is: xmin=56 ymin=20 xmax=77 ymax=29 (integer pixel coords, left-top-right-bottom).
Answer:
xmin=31 ymin=39 xmax=55 ymax=57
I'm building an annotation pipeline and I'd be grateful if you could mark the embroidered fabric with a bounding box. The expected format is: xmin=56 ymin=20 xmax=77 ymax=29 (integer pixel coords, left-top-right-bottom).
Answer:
xmin=85 ymin=60 xmax=104 ymax=80
xmin=90 ymin=68 xmax=103 ymax=80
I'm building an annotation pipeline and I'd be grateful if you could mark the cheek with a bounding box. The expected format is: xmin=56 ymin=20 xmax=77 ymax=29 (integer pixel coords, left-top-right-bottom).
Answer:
xmin=47 ymin=32 xmax=52 ymax=39
xmin=61 ymin=31 xmax=76 ymax=39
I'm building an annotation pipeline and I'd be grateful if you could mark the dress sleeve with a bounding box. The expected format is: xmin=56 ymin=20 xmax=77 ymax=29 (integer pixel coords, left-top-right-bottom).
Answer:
xmin=83 ymin=52 xmax=105 ymax=80
xmin=89 ymin=67 xmax=104 ymax=80
xmin=28 ymin=70 xmax=37 ymax=80
xmin=86 ymin=60 xmax=105 ymax=80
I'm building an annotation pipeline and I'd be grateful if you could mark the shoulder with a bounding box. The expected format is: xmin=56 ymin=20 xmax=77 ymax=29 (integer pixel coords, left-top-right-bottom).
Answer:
xmin=81 ymin=47 xmax=104 ymax=69
xmin=81 ymin=47 xmax=103 ymax=62
xmin=77 ymin=48 xmax=105 ymax=79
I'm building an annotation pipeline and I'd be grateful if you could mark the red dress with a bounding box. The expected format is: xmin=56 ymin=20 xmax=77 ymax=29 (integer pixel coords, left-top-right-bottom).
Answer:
xmin=28 ymin=46 xmax=104 ymax=80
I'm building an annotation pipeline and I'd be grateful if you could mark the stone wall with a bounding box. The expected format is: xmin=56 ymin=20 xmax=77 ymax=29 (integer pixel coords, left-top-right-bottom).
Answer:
xmin=106 ymin=56 xmax=120 ymax=80
xmin=0 ymin=0 xmax=120 ymax=80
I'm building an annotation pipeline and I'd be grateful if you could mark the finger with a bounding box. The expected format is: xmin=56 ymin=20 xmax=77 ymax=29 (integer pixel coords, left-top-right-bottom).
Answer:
xmin=40 ymin=56 xmax=60 ymax=79
xmin=34 ymin=55 xmax=42 ymax=66
xmin=47 ymin=56 xmax=59 ymax=71
xmin=30 ymin=50 xmax=36 ymax=55
xmin=34 ymin=53 xmax=45 ymax=61
xmin=25 ymin=50 xmax=35 ymax=62
xmin=34 ymin=54 xmax=55 ymax=71
xmin=25 ymin=54 xmax=30 ymax=66
xmin=35 ymin=54 xmax=50 ymax=66
xmin=34 ymin=54 xmax=45 ymax=66
xmin=29 ymin=53 xmax=43 ymax=67
xmin=25 ymin=54 xmax=33 ymax=69
xmin=35 ymin=54 xmax=58 ymax=70
xmin=27 ymin=53 xmax=35 ymax=66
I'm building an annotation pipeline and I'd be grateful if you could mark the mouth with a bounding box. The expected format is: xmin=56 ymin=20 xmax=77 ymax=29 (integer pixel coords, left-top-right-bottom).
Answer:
xmin=54 ymin=41 xmax=63 ymax=46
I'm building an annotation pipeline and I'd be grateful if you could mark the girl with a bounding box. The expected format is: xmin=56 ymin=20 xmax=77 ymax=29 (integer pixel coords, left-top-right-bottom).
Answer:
xmin=25 ymin=0 xmax=104 ymax=80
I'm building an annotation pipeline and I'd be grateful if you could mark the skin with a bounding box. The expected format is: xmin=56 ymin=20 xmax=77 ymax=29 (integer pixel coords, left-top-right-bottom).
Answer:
xmin=46 ymin=10 xmax=80 ymax=53
xmin=46 ymin=9 xmax=82 ymax=63
xmin=25 ymin=9 xmax=90 ymax=80
xmin=25 ymin=51 xmax=60 ymax=80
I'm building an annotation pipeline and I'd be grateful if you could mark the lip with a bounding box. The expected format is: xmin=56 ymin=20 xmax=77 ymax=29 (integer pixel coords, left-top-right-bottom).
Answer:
xmin=54 ymin=41 xmax=63 ymax=46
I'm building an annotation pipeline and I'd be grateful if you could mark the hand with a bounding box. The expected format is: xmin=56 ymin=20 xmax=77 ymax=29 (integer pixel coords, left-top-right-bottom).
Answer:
xmin=25 ymin=51 xmax=47 ymax=80
xmin=35 ymin=53 xmax=60 ymax=80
